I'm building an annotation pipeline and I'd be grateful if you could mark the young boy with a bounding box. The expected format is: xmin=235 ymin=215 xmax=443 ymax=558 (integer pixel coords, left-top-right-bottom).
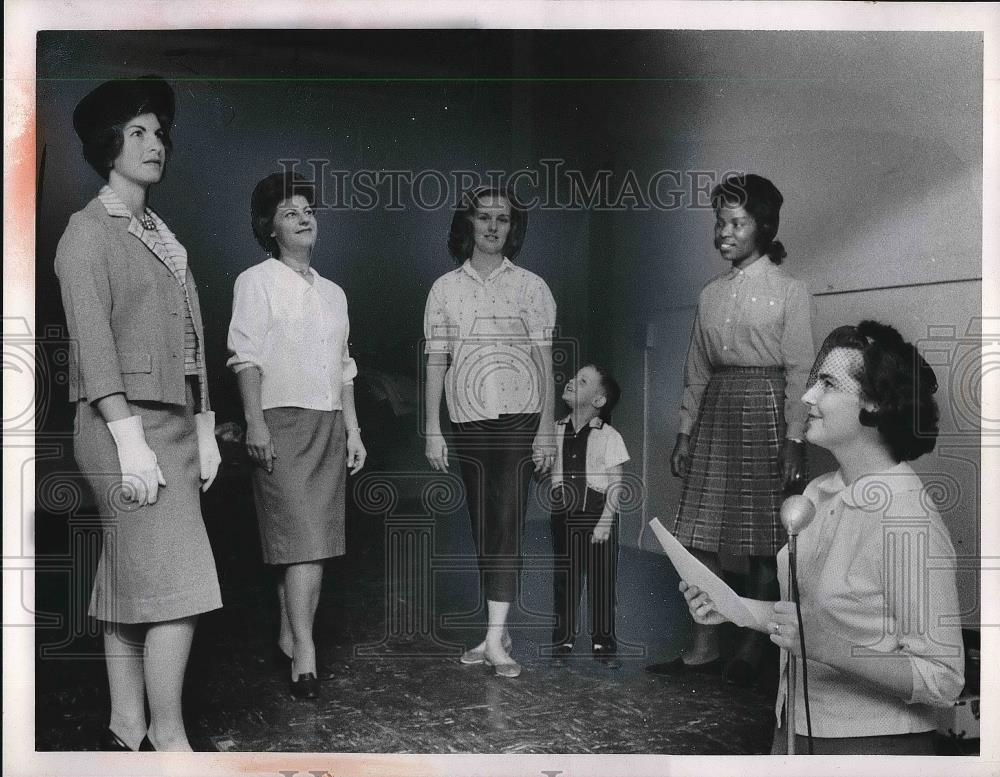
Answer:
xmin=549 ymin=364 xmax=629 ymax=668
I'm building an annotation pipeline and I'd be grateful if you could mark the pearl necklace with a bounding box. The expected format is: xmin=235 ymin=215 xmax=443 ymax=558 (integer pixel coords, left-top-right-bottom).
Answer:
xmin=280 ymin=261 xmax=311 ymax=278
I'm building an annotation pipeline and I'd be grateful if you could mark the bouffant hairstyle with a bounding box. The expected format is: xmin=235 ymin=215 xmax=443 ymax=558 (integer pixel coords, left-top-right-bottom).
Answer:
xmin=587 ymin=363 xmax=622 ymax=423
xmin=250 ymin=172 xmax=316 ymax=257
xmin=74 ymin=76 xmax=175 ymax=181
xmin=447 ymin=186 xmax=527 ymax=263
xmin=710 ymin=173 xmax=786 ymax=264
xmin=811 ymin=320 xmax=939 ymax=462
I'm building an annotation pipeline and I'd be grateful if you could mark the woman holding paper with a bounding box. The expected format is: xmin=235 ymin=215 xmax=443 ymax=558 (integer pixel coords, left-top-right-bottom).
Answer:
xmin=652 ymin=173 xmax=814 ymax=685
xmin=54 ymin=76 xmax=222 ymax=751
xmin=681 ymin=321 xmax=964 ymax=754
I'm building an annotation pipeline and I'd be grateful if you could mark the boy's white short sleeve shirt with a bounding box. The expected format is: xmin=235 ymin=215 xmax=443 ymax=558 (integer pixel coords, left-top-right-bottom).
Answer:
xmin=551 ymin=416 xmax=630 ymax=494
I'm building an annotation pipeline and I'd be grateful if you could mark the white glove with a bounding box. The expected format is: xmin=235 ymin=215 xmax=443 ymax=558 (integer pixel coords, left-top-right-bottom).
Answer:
xmin=106 ymin=415 xmax=166 ymax=506
xmin=195 ymin=411 xmax=222 ymax=492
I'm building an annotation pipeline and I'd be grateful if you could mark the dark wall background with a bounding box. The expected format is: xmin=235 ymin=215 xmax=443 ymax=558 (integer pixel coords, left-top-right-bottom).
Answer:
xmin=36 ymin=30 xmax=983 ymax=622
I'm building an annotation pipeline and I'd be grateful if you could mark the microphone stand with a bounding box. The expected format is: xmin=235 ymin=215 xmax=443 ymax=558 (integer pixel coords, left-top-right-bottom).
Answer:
xmin=786 ymin=532 xmax=798 ymax=755
xmin=780 ymin=494 xmax=815 ymax=755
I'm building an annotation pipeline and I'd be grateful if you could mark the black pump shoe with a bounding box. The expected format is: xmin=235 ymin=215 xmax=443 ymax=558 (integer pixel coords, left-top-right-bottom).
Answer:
xmin=273 ymin=644 xmax=337 ymax=681
xmin=98 ymin=727 xmax=134 ymax=751
xmin=290 ymin=672 xmax=320 ymax=699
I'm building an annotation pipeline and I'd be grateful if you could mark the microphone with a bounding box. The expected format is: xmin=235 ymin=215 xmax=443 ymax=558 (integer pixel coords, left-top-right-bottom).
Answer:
xmin=779 ymin=493 xmax=815 ymax=754
xmin=780 ymin=495 xmax=815 ymax=537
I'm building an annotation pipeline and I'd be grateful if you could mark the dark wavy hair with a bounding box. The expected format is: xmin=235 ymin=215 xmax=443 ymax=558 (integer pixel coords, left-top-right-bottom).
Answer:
xmin=811 ymin=320 xmax=939 ymax=462
xmin=250 ymin=172 xmax=316 ymax=257
xmin=710 ymin=173 xmax=786 ymax=264
xmin=447 ymin=186 xmax=527 ymax=262
xmin=587 ymin=363 xmax=622 ymax=423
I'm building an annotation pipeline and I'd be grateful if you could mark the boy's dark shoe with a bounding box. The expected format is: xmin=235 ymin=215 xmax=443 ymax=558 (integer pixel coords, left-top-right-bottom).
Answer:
xmin=551 ymin=642 xmax=574 ymax=667
xmin=593 ymin=643 xmax=622 ymax=669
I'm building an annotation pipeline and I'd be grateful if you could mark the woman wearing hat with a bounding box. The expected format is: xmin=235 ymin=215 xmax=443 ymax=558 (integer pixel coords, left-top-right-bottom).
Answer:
xmin=227 ymin=172 xmax=366 ymax=700
xmin=54 ymin=76 xmax=222 ymax=751
xmin=647 ymin=174 xmax=815 ymax=685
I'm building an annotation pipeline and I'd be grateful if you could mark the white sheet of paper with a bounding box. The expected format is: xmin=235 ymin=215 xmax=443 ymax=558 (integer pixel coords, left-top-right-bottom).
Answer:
xmin=648 ymin=518 xmax=758 ymax=629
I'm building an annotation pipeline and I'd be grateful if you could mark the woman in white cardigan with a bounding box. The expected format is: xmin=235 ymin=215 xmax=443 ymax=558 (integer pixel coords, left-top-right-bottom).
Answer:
xmin=681 ymin=321 xmax=964 ymax=754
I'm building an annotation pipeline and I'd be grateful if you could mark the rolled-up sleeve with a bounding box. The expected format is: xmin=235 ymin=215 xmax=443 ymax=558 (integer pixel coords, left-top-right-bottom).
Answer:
xmin=525 ymin=277 xmax=557 ymax=342
xmin=227 ymin=271 xmax=269 ymax=374
xmin=54 ymin=215 xmax=127 ymax=403
xmin=423 ymin=283 xmax=454 ymax=355
xmin=341 ymin=314 xmax=358 ymax=385
xmin=678 ymin=301 xmax=711 ymax=436
xmin=780 ymin=279 xmax=815 ymax=439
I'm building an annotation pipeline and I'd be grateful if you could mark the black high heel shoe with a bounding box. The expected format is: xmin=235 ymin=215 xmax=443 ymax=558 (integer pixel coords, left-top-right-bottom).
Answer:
xmin=98 ymin=727 xmax=133 ymax=751
xmin=289 ymin=672 xmax=320 ymax=699
xmin=273 ymin=644 xmax=336 ymax=681
xmin=98 ymin=727 xmax=155 ymax=752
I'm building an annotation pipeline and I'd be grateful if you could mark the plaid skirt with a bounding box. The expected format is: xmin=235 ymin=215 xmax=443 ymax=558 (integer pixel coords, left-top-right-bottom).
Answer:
xmin=672 ymin=366 xmax=788 ymax=556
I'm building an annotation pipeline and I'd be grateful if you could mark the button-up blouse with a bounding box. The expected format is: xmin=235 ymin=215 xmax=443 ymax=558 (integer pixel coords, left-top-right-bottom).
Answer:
xmin=227 ymin=258 xmax=357 ymax=411
xmin=423 ymin=258 xmax=556 ymax=423
xmin=679 ymin=257 xmax=815 ymax=439
xmin=775 ymin=463 xmax=964 ymax=738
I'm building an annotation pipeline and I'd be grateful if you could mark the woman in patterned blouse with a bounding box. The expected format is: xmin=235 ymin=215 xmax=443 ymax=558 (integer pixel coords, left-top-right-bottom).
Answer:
xmin=423 ymin=186 xmax=557 ymax=679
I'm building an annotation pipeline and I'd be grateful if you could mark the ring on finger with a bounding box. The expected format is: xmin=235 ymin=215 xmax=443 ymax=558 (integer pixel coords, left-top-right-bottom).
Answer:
xmin=772 ymin=623 xmax=780 ymax=635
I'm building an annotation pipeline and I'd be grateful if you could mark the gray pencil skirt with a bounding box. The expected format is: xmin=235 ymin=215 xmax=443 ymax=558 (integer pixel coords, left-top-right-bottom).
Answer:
xmin=75 ymin=380 xmax=222 ymax=623
xmin=251 ymin=407 xmax=347 ymax=565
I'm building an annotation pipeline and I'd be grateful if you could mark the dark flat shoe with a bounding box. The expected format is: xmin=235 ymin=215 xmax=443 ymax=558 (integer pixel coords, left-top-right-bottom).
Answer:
xmin=550 ymin=643 xmax=574 ymax=667
xmin=644 ymin=657 xmax=723 ymax=677
xmin=98 ymin=726 xmax=134 ymax=751
xmin=290 ymin=672 xmax=320 ymax=699
xmin=274 ymin=644 xmax=336 ymax=681
xmin=723 ymin=657 xmax=759 ymax=687
xmin=593 ymin=644 xmax=622 ymax=669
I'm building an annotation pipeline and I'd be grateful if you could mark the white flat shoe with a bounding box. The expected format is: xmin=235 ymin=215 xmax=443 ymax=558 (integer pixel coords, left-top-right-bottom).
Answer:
xmin=459 ymin=634 xmax=513 ymax=665
xmin=460 ymin=647 xmax=487 ymax=665
xmin=484 ymin=654 xmax=522 ymax=678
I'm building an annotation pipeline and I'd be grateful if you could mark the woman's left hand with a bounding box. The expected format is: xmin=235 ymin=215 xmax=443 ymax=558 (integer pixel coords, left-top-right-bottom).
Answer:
xmin=532 ymin=431 xmax=557 ymax=474
xmin=767 ymin=600 xmax=802 ymax=657
xmin=347 ymin=429 xmax=367 ymax=475
xmin=779 ymin=439 xmax=805 ymax=490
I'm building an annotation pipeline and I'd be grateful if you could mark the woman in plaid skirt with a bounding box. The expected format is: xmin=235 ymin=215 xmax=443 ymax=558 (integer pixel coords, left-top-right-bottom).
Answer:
xmin=648 ymin=174 xmax=815 ymax=685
